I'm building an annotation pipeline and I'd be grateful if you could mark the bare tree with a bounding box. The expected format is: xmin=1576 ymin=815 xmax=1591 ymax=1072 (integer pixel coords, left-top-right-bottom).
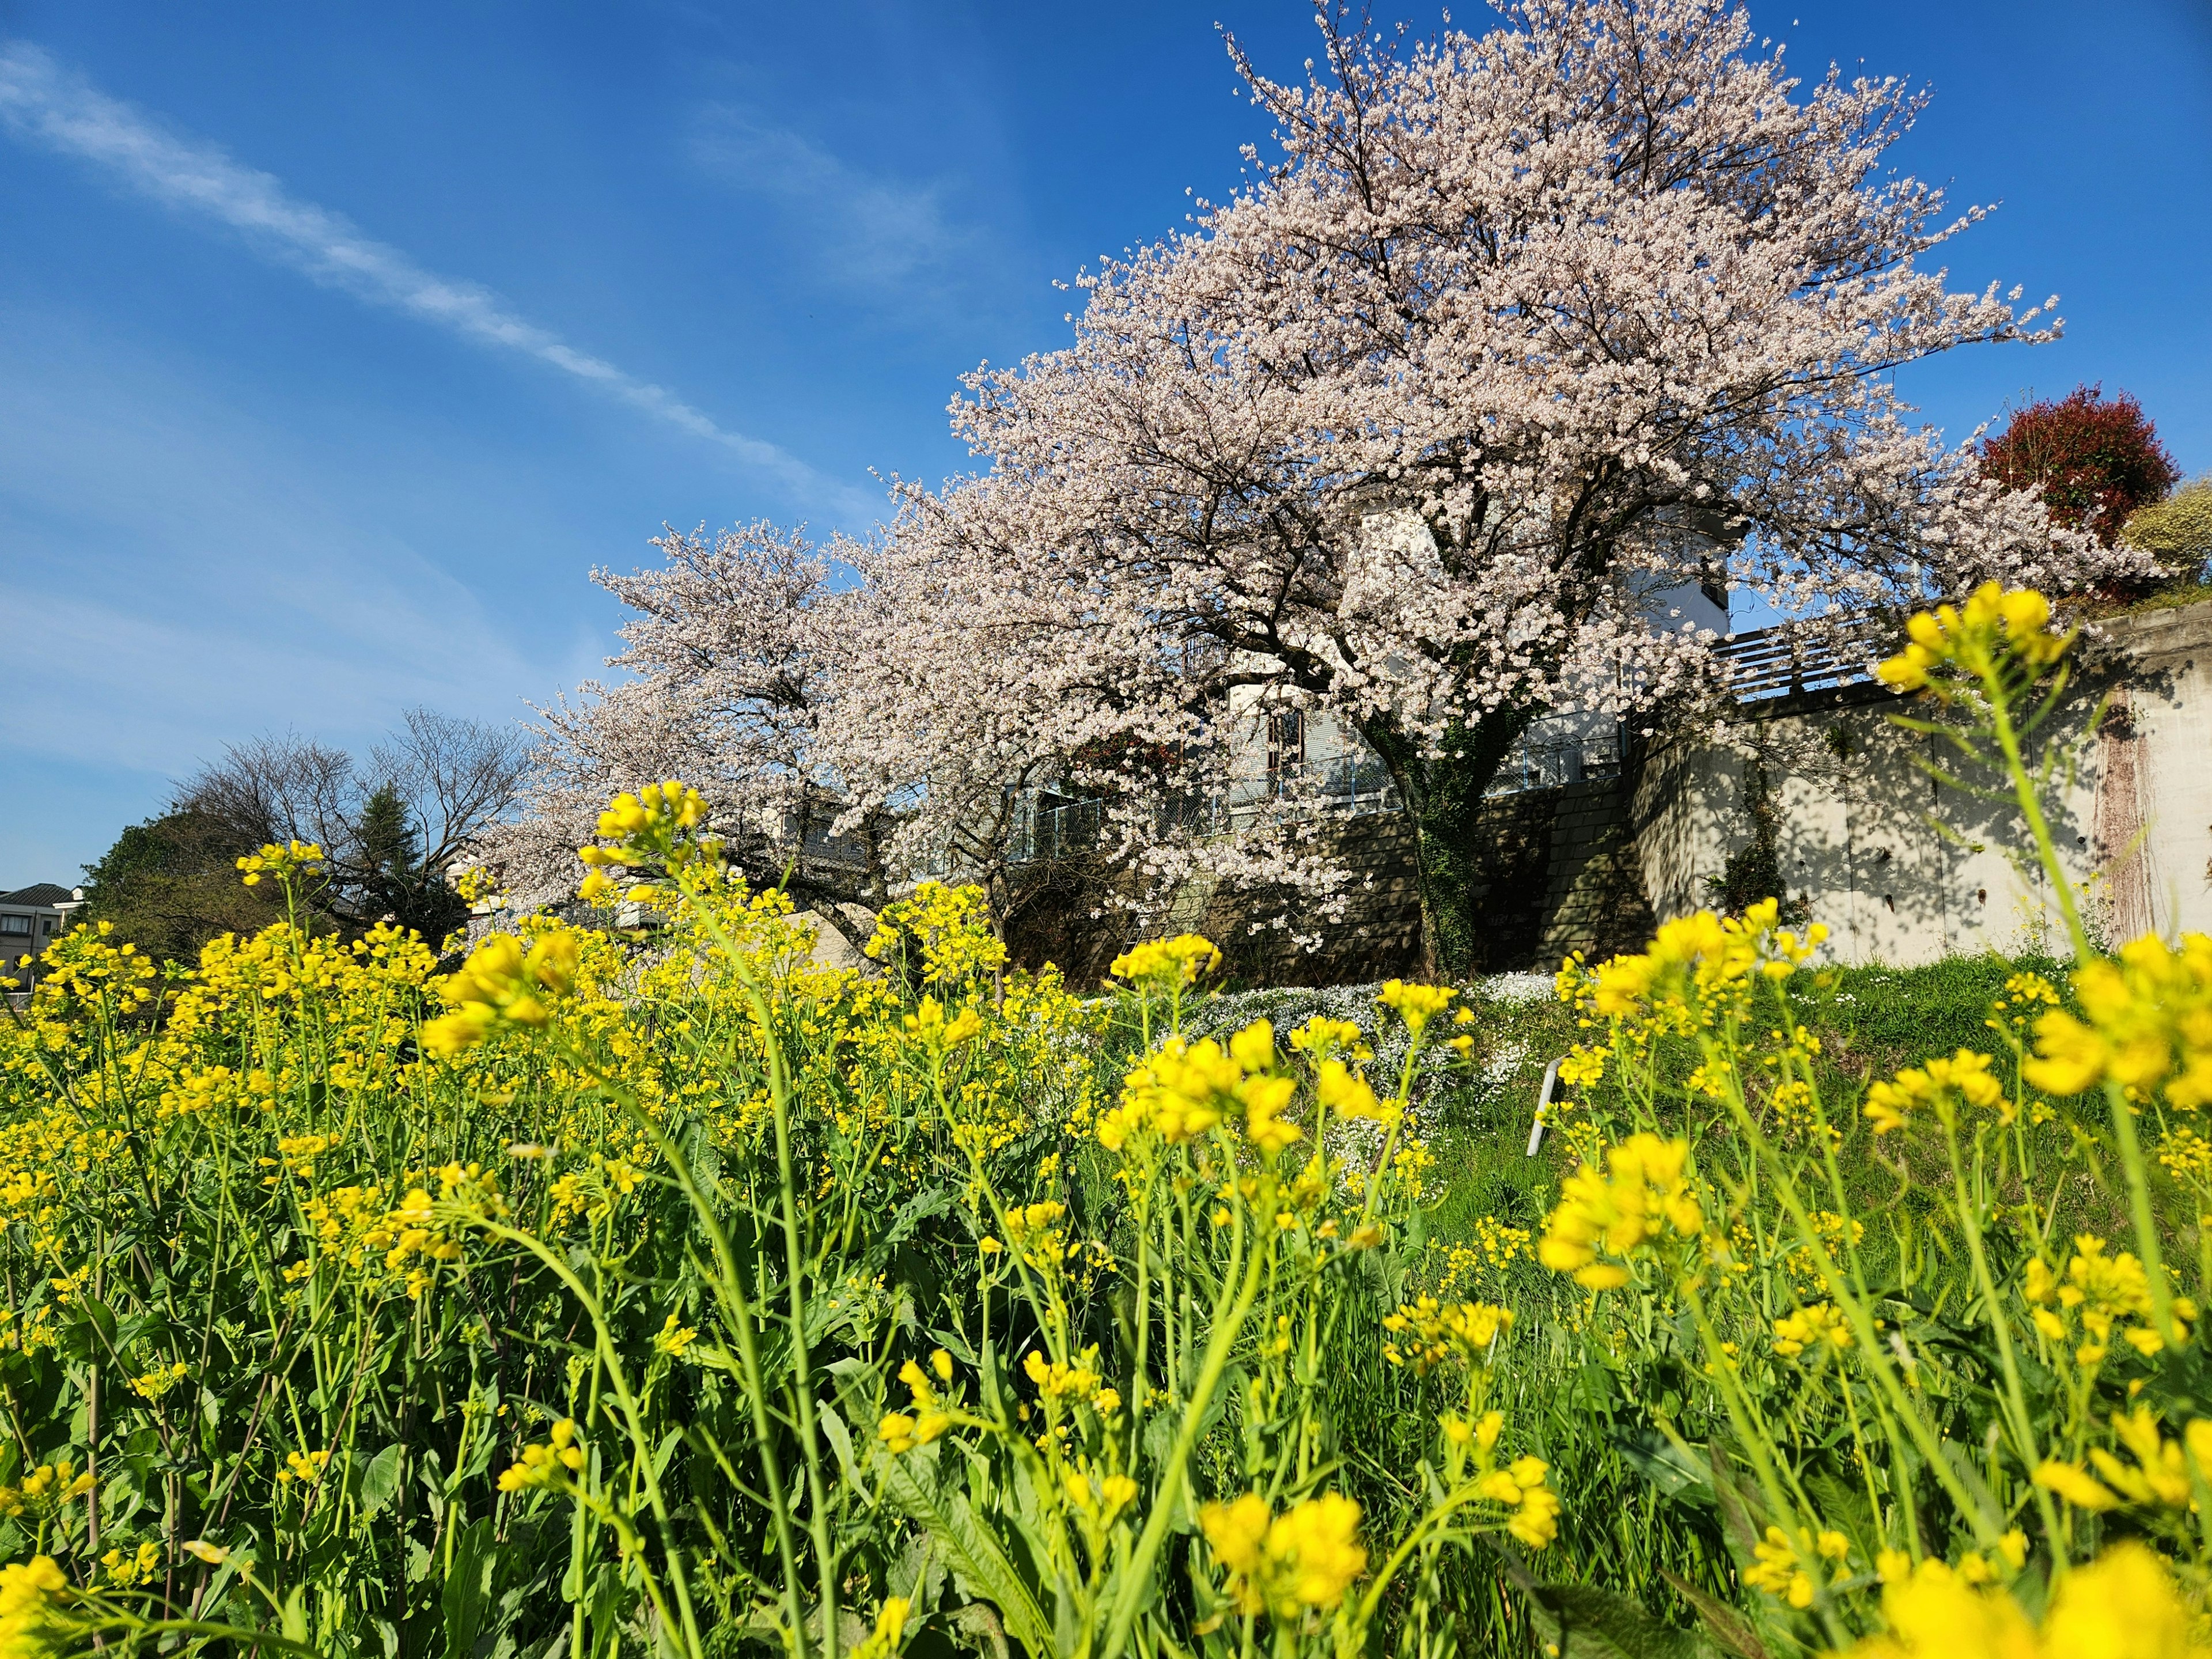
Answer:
xmin=369 ymin=708 xmax=532 ymax=881
xmin=172 ymin=709 xmax=527 ymax=938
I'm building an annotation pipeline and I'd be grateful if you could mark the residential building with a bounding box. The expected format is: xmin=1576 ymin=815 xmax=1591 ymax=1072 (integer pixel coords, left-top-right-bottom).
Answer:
xmin=1 ymin=884 xmax=84 ymax=987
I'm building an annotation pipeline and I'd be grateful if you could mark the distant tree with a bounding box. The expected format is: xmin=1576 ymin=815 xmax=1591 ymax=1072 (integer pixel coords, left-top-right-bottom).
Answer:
xmin=1980 ymin=385 xmax=2181 ymax=547
xmin=81 ymin=807 xmax=286 ymax=963
xmin=349 ymin=779 xmax=469 ymax=941
xmin=2124 ymin=476 xmax=2212 ymax=577
xmin=88 ymin=708 xmax=527 ymax=963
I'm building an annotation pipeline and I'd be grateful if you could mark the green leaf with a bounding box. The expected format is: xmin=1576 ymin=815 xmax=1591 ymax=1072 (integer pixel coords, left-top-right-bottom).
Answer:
xmin=1615 ymin=1430 xmax=1714 ymax=1508
xmin=441 ymin=1515 xmax=497 ymax=1659
xmin=358 ymin=1442 xmax=404 ymax=1521
xmin=1661 ymin=1570 xmax=1774 ymax=1659
xmin=818 ymin=1400 xmax=859 ymax=1493
xmin=1524 ymin=1582 xmax=1717 ymax=1659
xmin=281 ymin=1585 xmax=310 ymax=1645
xmin=880 ymin=1453 xmax=1051 ymax=1658
xmin=1490 ymin=1542 xmax=1724 ymax=1659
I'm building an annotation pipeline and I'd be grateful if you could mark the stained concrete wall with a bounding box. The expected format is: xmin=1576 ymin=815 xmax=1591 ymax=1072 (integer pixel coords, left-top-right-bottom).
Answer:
xmin=1635 ymin=599 xmax=2212 ymax=963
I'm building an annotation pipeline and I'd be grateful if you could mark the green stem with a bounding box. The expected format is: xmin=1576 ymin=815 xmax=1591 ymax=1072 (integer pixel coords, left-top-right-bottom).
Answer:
xmin=1099 ymin=1185 xmax=1270 ymax=1659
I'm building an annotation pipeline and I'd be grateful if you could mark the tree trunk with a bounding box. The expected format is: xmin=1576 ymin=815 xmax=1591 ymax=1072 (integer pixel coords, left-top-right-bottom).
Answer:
xmin=1358 ymin=710 xmax=1536 ymax=982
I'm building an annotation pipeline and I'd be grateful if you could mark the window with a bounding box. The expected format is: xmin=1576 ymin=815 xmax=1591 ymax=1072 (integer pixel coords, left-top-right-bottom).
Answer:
xmin=1266 ymin=709 xmax=1305 ymax=774
xmin=0 ymin=916 xmax=29 ymax=937
xmin=37 ymin=916 xmax=54 ymax=933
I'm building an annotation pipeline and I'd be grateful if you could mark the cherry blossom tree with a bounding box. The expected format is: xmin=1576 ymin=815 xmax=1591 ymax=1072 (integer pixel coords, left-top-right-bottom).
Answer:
xmin=507 ymin=0 xmax=2150 ymax=973
xmin=893 ymin=0 xmax=2146 ymax=971
xmin=483 ymin=521 xmax=893 ymax=913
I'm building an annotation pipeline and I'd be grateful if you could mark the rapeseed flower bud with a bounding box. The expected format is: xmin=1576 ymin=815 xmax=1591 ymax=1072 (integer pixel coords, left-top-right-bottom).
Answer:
xmin=1105 ymin=1018 xmax=1308 ymax=1158
xmin=1001 ymin=1200 xmax=1067 ymax=1268
xmin=1576 ymin=903 xmax=1826 ymax=1032
xmin=7 ymin=1462 xmax=94 ymax=1518
xmin=902 ymin=995 xmax=984 ymax=1056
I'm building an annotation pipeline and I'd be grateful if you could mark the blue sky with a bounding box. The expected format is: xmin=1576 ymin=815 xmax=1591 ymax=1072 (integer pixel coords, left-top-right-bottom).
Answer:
xmin=1 ymin=0 xmax=2206 ymax=886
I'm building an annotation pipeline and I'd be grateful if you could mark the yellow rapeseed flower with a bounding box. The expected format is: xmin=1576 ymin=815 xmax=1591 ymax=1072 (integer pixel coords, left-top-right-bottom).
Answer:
xmin=1744 ymin=1524 xmax=1850 ymax=1609
xmin=1875 ymin=582 xmax=2073 ymax=698
xmin=1836 ymin=1543 xmax=2207 ymax=1658
xmin=848 ymin=1597 xmax=910 ymax=1659
xmin=499 ymin=1419 xmax=588 ymax=1492
xmin=1537 ymin=1134 xmax=1703 ymax=1290
xmin=1199 ymin=1491 xmax=1366 ymax=1621
xmin=2024 ymin=1234 xmax=2194 ymax=1365
xmin=422 ymin=929 xmax=584 ymax=1056
xmin=0 ymin=1556 xmax=69 ymax=1652
xmin=2025 ymin=932 xmax=2212 ymax=1108
xmin=1378 ymin=980 xmax=1456 ymax=1037
xmin=235 ymin=840 xmax=325 ymax=887
xmin=1772 ymin=1301 xmax=1853 ymax=1360
xmin=1380 ymin=1297 xmax=1511 ymax=1373
xmin=1104 ymin=1019 xmax=1302 ymax=1157
xmin=1864 ymin=1048 xmax=2007 ymax=1134
xmin=1109 ymin=934 xmax=1221 ymax=988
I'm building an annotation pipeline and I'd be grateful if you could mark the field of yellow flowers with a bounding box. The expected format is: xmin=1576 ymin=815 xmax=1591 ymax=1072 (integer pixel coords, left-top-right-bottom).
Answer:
xmin=3 ymin=584 xmax=2212 ymax=1659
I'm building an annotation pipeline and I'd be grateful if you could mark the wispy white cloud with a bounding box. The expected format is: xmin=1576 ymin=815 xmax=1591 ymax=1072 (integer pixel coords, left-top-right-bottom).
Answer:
xmin=0 ymin=39 xmax=869 ymax=517
xmin=689 ymin=104 xmax=974 ymax=296
xmin=0 ymin=298 xmax=615 ymax=787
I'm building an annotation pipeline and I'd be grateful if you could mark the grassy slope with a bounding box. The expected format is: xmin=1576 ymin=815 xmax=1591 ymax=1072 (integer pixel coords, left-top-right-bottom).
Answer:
xmin=1423 ymin=952 xmax=2064 ymax=1247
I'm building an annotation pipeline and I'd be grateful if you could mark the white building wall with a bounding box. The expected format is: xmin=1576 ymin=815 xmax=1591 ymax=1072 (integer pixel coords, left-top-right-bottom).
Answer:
xmin=1634 ymin=601 xmax=2212 ymax=964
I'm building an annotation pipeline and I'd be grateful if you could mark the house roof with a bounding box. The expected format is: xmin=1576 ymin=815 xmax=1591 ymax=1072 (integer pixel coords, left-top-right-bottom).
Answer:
xmin=0 ymin=884 xmax=73 ymax=908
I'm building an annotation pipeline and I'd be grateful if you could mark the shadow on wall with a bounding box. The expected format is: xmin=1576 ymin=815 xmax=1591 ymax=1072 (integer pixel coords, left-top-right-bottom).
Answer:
xmin=1636 ymin=625 xmax=2198 ymax=966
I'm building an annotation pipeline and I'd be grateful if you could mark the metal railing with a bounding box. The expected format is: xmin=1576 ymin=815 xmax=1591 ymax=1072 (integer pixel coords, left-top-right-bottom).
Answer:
xmin=1225 ymin=756 xmax=1402 ymax=820
xmin=1711 ymin=619 xmax=1884 ymax=701
xmin=1484 ymin=722 xmax=1629 ymax=797
xmin=1014 ymin=797 xmax=1106 ymax=864
xmin=1005 ymin=618 xmax=1894 ymax=840
xmin=1009 ymin=756 xmax=1403 ymax=864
